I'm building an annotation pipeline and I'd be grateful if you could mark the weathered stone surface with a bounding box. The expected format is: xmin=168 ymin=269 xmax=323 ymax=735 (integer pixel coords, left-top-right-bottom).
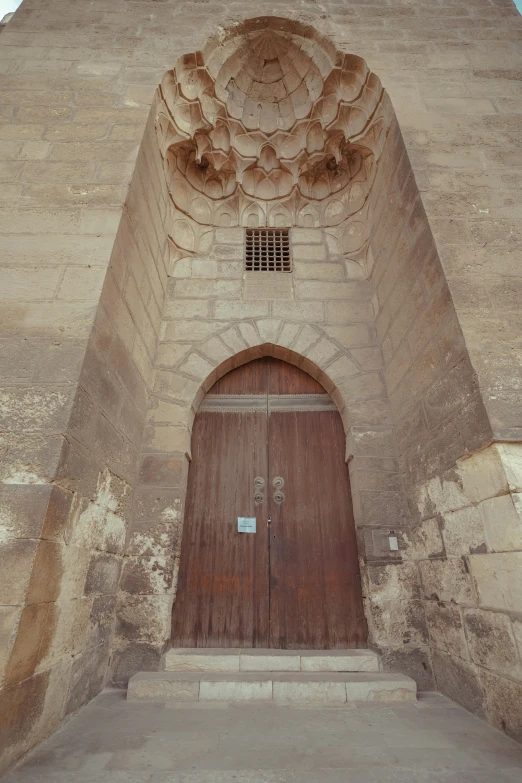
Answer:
xmin=425 ymin=602 xmax=468 ymax=660
xmin=482 ymin=670 xmax=522 ymax=743
xmin=469 ymin=552 xmax=522 ymax=612
xmin=381 ymin=647 xmax=435 ymax=691
xmin=419 ymin=558 xmax=475 ymax=605
xmin=480 ymin=493 xmax=522 ymax=553
xmin=463 ymin=609 xmax=522 ymax=680
xmin=432 ymin=650 xmax=485 ymax=718
xmin=65 ymin=643 xmax=109 ymax=715
xmin=440 ymin=505 xmax=486 ymax=556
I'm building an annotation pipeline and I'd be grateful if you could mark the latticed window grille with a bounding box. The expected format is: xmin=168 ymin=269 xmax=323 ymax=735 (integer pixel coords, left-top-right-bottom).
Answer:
xmin=245 ymin=228 xmax=291 ymax=272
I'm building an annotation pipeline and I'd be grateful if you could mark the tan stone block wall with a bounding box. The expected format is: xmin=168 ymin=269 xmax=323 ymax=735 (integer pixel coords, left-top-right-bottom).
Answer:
xmin=0 ymin=0 xmax=522 ymax=769
xmin=0 ymin=94 xmax=169 ymax=770
xmin=405 ymin=444 xmax=522 ymax=740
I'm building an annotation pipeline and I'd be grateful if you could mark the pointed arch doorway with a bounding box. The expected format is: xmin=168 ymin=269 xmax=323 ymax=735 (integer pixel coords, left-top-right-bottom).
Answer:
xmin=171 ymin=357 xmax=366 ymax=650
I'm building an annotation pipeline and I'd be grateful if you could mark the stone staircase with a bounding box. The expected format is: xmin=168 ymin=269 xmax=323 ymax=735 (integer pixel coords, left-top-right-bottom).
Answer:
xmin=127 ymin=649 xmax=417 ymax=704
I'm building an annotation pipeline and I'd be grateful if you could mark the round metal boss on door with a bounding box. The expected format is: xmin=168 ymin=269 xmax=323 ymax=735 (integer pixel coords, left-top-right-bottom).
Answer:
xmin=254 ymin=492 xmax=264 ymax=504
xmin=273 ymin=491 xmax=285 ymax=504
xmin=254 ymin=476 xmax=265 ymax=487
xmin=272 ymin=476 xmax=284 ymax=488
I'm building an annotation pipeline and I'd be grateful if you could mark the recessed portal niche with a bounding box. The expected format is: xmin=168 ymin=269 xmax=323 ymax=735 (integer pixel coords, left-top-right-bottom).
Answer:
xmin=171 ymin=357 xmax=366 ymax=650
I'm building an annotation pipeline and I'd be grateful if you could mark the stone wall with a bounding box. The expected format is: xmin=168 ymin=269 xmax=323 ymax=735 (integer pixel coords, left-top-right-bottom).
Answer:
xmin=0 ymin=99 xmax=170 ymax=770
xmin=1 ymin=0 xmax=522 ymax=771
xmin=126 ymin=224 xmax=428 ymax=683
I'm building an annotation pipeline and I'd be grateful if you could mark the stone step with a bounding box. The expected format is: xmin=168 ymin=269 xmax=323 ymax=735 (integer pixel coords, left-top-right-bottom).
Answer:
xmin=127 ymin=671 xmax=416 ymax=704
xmin=164 ymin=648 xmax=380 ymax=673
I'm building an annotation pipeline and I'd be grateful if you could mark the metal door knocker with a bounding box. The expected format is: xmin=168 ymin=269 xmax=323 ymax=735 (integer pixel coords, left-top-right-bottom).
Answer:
xmin=254 ymin=491 xmax=264 ymax=505
xmin=254 ymin=476 xmax=265 ymax=488
xmin=272 ymin=477 xmax=284 ymax=489
xmin=273 ymin=491 xmax=285 ymax=504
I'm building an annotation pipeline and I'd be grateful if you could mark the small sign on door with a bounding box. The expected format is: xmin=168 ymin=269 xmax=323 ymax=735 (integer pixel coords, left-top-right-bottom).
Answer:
xmin=238 ymin=517 xmax=256 ymax=533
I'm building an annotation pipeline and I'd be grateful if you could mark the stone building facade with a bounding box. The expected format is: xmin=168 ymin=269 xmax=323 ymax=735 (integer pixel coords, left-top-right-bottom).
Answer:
xmin=1 ymin=0 xmax=522 ymax=772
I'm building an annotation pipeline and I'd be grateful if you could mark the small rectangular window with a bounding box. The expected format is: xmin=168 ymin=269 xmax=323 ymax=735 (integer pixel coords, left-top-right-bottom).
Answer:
xmin=245 ymin=228 xmax=291 ymax=272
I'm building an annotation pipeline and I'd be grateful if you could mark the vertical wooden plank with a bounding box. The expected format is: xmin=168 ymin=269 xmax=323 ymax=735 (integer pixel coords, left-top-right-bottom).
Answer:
xmin=269 ymin=409 xmax=366 ymax=649
xmin=171 ymin=409 xmax=269 ymax=648
xmin=268 ymin=357 xmax=325 ymax=395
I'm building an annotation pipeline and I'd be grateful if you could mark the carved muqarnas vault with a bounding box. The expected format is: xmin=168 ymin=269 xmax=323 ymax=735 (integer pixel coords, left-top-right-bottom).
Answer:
xmin=156 ymin=18 xmax=392 ymax=263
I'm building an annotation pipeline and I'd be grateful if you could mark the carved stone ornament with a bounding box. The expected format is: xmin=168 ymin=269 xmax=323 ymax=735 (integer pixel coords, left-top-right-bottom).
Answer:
xmin=155 ymin=17 xmax=392 ymax=258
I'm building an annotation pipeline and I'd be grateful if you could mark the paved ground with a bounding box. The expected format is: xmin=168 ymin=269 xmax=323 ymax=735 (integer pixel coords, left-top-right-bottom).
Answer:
xmin=4 ymin=690 xmax=522 ymax=782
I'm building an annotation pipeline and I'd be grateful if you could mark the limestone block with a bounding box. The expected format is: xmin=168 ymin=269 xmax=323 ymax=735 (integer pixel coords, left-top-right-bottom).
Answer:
xmin=346 ymin=679 xmax=416 ymax=703
xmin=0 ymin=539 xmax=38 ymax=604
xmin=273 ymin=680 xmax=346 ymax=703
xmin=292 ymin=228 xmax=323 ymax=244
xmin=293 ymin=262 xmax=343 ymax=281
xmin=380 ymin=648 xmax=435 ymax=691
xmin=115 ymin=595 xmax=172 ymax=645
xmin=199 ymin=337 xmax=234 ymax=366
xmin=325 ymin=354 xmax=360 ymax=383
xmin=277 ymin=323 xmax=300 ymax=349
xmin=305 ymin=337 xmax=340 ymax=366
xmin=138 ymin=454 xmax=185 ymax=487
xmin=413 ymin=472 xmax=469 ymax=521
xmin=153 ymin=371 xmax=199 ymax=405
xmin=240 ymin=654 xmax=300 ymax=672
xmin=441 ymin=505 xmax=486 ymax=556
xmin=216 ymin=261 xmax=243 ymax=279
xmin=66 ymin=642 xmax=110 ymax=715
xmin=292 ymin=325 xmax=321 ymax=355
xmin=220 ymin=328 xmax=248 ymax=354
xmin=300 ymin=653 xmax=379 ymax=673
xmin=482 ymin=670 xmax=522 ymax=743
xmin=366 ymin=562 xmax=421 ymax=603
xmin=420 ymin=558 xmax=475 ymax=605
xmin=459 ymin=445 xmax=510 ymax=504
xmin=463 ymin=608 xmax=522 ymax=680
xmin=191 ymin=258 xmax=217 ymax=278
xmin=163 ymin=300 xmax=209 ymax=320
xmin=425 ymin=602 xmax=468 ymax=660
xmin=292 ymin=244 xmax=326 ymax=261
xmin=211 ymin=244 xmax=243 ymax=261
xmin=143 ymin=424 xmax=191 ymax=454
xmin=401 ymin=518 xmax=444 ymax=560
xmin=3 ymin=603 xmax=52 ymax=685
xmin=480 ymin=493 xmax=522 ymax=552
xmin=128 ymin=673 xmax=199 ymax=702
xmin=256 ymin=319 xmax=282 ymax=344
xmin=497 ymin=443 xmax=522 ymax=493
xmin=84 ymin=552 xmax=122 ymax=596
xmin=215 ymin=228 xmax=243 ymax=245
xmin=120 ymin=555 xmax=174 ymax=596
xmin=431 ymin=650 xmax=485 ymax=718
xmin=200 ymin=679 xmax=272 ymax=701
xmin=469 ymin=553 xmax=522 ymax=612
xmin=0 ymin=609 xmax=20 ymax=682
xmin=177 ymin=352 xmax=215 ymax=381
xmin=326 ymin=301 xmax=374 ymax=324
xmin=166 ymin=651 xmax=240 ymax=672
xmin=272 ymin=302 xmax=324 ymax=322
xmin=323 ymin=324 xmax=373 ymax=348
xmin=214 ymin=301 xmax=270 ymax=319
xmin=367 ymin=599 xmax=428 ymax=648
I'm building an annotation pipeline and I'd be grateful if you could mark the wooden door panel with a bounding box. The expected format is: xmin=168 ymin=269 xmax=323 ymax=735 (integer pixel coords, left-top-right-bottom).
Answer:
xmin=171 ymin=410 xmax=269 ymax=648
xmin=268 ymin=410 xmax=366 ymax=649
xmin=171 ymin=357 xmax=366 ymax=651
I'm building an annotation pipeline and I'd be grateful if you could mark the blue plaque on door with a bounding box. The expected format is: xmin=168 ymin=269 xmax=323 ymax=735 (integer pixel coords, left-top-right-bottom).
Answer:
xmin=238 ymin=517 xmax=256 ymax=533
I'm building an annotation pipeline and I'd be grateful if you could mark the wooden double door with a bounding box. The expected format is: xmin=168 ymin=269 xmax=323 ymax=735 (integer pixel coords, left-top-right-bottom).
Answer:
xmin=171 ymin=357 xmax=366 ymax=649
